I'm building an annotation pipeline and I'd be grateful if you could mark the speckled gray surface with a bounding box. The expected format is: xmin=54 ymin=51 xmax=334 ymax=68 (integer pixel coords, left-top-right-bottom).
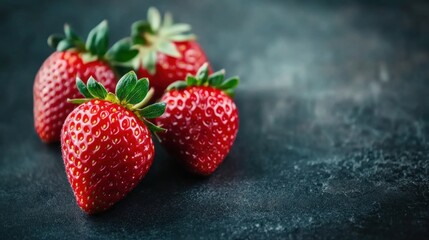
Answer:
xmin=1 ymin=0 xmax=429 ymax=239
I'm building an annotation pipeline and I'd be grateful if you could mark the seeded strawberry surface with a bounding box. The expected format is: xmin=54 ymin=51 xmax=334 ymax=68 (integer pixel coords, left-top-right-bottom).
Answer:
xmin=34 ymin=51 xmax=116 ymax=142
xmin=61 ymin=99 xmax=154 ymax=214
xmin=137 ymin=41 xmax=211 ymax=100
xmin=156 ymin=86 xmax=239 ymax=175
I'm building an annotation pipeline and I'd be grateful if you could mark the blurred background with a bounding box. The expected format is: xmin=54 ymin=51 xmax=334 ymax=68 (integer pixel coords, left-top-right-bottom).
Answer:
xmin=1 ymin=0 xmax=429 ymax=239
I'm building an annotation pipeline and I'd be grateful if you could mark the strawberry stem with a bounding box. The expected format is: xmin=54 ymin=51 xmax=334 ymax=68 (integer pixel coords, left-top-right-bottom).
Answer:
xmin=108 ymin=7 xmax=196 ymax=74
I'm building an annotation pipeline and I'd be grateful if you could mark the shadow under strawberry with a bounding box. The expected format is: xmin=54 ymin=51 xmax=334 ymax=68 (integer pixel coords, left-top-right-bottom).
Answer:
xmin=82 ymin=146 xmax=208 ymax=224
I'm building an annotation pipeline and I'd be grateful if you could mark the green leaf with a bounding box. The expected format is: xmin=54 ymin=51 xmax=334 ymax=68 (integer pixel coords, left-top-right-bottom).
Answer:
xmin=87 ymin=77 xmax=108 ymax=99
xmin=186 ymin=75 xmax=197 ymax=86
xmin=132 ymin=35 xmax=145 ymax=45
xmin=131 ymin=20 xmax=148 ymax=35
xmin=157 ymin=41 xmax=181 ymax=58
xmin=208 ymin=70 xmax=225 ymax=87
xmin=148 ymin=7 xmax=161 ymax=31
xmin=64 ymin=23 xmax=79 ymax=41
xmin=76 ymin=77 xmax=93 ymax=98
xmin=86 ymin=20 xmax=109 ymax=56
xmin=143 ymin=50 xmax=157 ymax=75
xmin=196 ymin=63 xmax=209 ymax=84
xmin=86 ymin=25 xmax=97 ymax=53
xmin=139 ymin=102 xmax=166 ymax=118
xmin=115 ymin=71 xmax=137 ymax=101
xmin=131 ymin=20 xmax=150 ymax=44
xmin=56 ymin=39 xmax=74 ymax=51
xmin=142 ymin=118 xmax=165 ymax=133
xmin=224 ymin=89 xmax=235 ymax=98
xmin=160 ymin=24 xmax=191 ymax=36
xmin=95 ymin=20 xmax=109 ymax=56
xmin=106 ymin=38 xmax=139 ymax=62
xmin=126 ymin=78 xmax=149 ymax=104
xmin=162 ymin=12 xmax=173 ymax=28
xmin=47 ymin=34 xmax=64 ymax=49
xmin=220 ymin=77 xmax=240 ymax=90
xmin=167 ymin=81 xmax=187 ymax=91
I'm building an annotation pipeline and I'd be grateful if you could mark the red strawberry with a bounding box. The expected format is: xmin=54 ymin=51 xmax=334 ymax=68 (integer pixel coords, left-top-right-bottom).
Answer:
xmin=61 ymin=72 xmax=166 ymax=214
xmin=155 ymin=63 xmax=239 ymax=175
xmin=34 ymin=21 xmax=117 ymax=143
xmin=108 ymin=7 xmax=211 ymax=100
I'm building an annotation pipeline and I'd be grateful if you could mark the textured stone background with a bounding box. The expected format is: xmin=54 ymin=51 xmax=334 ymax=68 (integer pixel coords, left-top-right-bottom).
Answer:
xmin=1 ymin=0 xmax=428 ymax=239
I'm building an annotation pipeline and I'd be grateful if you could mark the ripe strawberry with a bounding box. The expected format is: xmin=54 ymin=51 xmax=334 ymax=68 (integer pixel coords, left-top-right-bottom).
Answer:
xmin=61 ymin=72 xmax=166 ymax=214
xmin=108 ymin=7 xmax=211 ymax=100
xmin=155 ymin=63 xmax=239 ymax=175
xmin=34 ymin=21 xmax=117 ymax=143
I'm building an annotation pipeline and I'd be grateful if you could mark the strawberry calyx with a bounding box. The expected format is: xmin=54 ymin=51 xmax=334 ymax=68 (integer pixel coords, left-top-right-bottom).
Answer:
xmin=67 ymin=71 xmax=166 ymax=136
xmin=107 ymin=7 xmax=195 ymax=74
xmin=166 ymin=63 xmax=240 ymax=97
xmin=48 ymin=20 xmax=110 ymax=63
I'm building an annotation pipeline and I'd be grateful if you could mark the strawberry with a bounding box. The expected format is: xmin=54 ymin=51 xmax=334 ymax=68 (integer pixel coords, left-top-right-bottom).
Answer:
xmin=34 ymin=21 xmax=117 ymax=143
xmin=155 ymin=63 xmax=239 ymax=175
xmin=61 ymin=71 xmax=166 ymax=214
xmin=108 ymin=7 xmax=211 ymax=100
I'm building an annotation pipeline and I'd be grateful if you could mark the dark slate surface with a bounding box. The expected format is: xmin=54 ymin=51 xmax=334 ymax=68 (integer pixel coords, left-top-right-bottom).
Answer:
xmin=1 ymin=0 xmax=429 ymax=239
